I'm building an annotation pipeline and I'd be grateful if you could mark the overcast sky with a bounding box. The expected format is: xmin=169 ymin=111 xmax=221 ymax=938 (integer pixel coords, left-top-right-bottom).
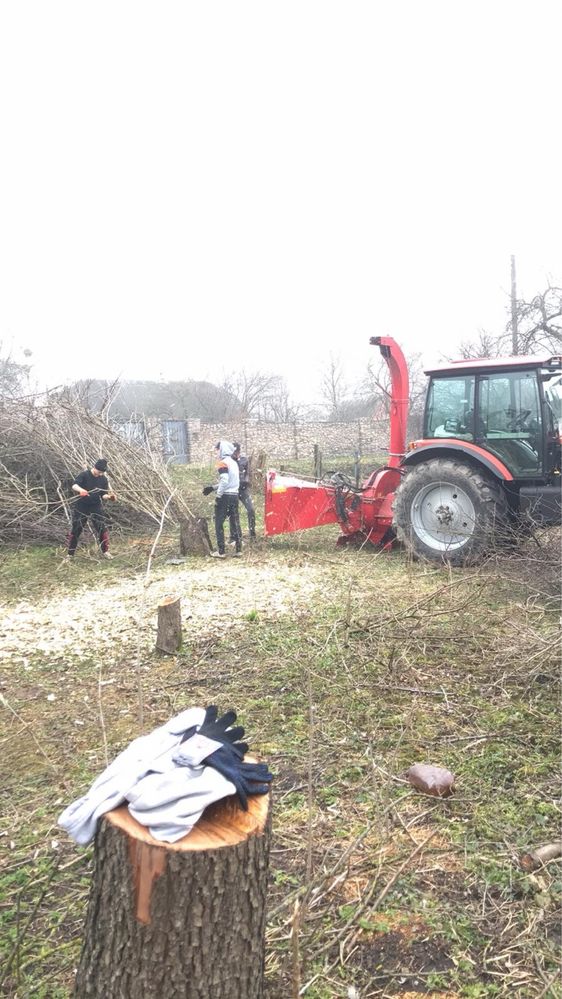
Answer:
xmin=1 ymin=1 xmax=560 ymax=403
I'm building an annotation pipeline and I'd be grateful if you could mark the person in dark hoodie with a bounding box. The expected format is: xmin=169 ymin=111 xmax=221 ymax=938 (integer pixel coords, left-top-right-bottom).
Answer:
xmin=229 ymin=442 xmax=256 ymax=542
xmin=67 ymin=458 xmax=116 ymax=559
xmin=202 ymin=441 xmax=242 ymax=558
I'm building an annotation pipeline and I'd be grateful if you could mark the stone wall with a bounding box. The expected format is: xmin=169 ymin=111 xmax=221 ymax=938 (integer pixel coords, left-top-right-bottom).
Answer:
xmin=186 ymin=418 xmax=390 ymax=465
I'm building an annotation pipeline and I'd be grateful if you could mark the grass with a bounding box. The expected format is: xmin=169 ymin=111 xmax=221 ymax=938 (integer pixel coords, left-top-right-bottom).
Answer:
xmin=0 ymin=475 xmax=560 ymax=997
xmin=171 ymin=451 xmax=389 ymax=487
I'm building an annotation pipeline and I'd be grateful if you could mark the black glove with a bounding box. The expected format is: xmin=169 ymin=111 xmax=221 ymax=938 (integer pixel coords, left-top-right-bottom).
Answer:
xmin=177 ymin=705 xmax=248 ymax=761
xmin=203 ymin=748 xmax=273 ymax=810
xmin=202 ymin=485 xmax=215 ymax=496
xmin=197 ymin=705 xmax=246 ymax=753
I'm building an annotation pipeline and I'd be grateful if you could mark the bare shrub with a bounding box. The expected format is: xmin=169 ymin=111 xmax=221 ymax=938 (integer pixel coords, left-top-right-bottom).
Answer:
xmin=0 ymin=397 xmax=192 ymax=543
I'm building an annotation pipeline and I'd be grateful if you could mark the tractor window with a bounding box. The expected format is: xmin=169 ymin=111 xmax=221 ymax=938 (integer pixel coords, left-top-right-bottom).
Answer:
xmin=425 ymin=376 xmax=475 ymax=440
xmin=477 ymin=371 xmax=542 ymax=476
xmin=544 ymin=374 xmax=562 ymax=430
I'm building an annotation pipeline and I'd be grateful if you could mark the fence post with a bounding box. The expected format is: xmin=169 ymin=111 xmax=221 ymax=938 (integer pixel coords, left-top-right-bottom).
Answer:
xmin=313 ymin=445 xmax=323 ymax=479
xmin=354 ymin=450 xmax=361 ymax=488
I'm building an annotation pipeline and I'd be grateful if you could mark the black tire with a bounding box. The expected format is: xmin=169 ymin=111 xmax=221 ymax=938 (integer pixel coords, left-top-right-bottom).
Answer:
xmin=393 ymin=458 xmax=509 ymax=565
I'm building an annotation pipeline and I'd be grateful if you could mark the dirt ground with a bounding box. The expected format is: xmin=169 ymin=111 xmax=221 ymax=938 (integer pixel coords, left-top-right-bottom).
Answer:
xmin=0 ymin=528 xmax=560 ymax=998
xmin=0 ymin=550 xmax=333 ymax=659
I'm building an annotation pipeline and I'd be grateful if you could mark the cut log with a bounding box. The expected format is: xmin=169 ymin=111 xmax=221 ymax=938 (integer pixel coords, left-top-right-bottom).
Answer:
xmin=156 ymin=595 xmax=182 ymax=653
xmin=179 ymin=515 xmax=212 ymax=556
xmin=73 ymin=791 xmax=271 ymax=999
xmin=520 ymin=841 xmax=562 ymax=872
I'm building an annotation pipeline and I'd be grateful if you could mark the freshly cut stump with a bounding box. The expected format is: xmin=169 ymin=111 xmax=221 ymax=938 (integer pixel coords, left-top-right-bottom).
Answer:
xmin=155 ymin=595 xmax=182 ymax=653
xmin=74 ymin=792 xmax=271 ymax=999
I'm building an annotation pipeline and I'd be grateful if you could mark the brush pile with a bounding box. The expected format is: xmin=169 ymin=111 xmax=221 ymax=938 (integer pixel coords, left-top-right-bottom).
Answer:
xmin=0 ymin=397 xmax=192 ymax=543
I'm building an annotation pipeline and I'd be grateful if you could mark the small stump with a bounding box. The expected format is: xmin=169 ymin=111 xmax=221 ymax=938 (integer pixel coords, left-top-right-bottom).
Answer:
xmin=179 ymin=516 xmax=212 ymax=556
xmin=74 ymin=792 xmax=271 ymax=998
xmin=156 ymin=595 xmax=182 ymax=653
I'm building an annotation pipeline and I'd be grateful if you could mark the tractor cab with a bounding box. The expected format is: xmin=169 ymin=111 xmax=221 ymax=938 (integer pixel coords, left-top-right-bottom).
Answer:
xmin=422 ymin=355 xmax=562 ymax=481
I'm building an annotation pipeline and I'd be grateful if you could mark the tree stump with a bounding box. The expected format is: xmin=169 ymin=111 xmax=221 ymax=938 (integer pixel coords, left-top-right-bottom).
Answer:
xmin=156 ymin=595 xmax=182 ymax=653
xmin=179 ymin=515 xmax=212 ymax=556
xmin=74 ymin=791 xmax=271 ymax=999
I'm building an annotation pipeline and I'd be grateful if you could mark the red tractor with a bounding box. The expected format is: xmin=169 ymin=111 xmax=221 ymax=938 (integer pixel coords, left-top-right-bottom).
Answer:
xmin=265 ymin=337 xmax=562 ymax=563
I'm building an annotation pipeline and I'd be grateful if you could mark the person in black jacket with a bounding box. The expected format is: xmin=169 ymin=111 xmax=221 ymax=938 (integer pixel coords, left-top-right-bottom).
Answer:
xmin=229 ymin=443 xmax=256 ymax=542
xmin=66 ymin=458 xmax=116 ymax=559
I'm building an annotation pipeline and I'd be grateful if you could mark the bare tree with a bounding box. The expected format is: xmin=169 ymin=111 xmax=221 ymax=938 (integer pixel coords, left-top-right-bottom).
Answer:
xmin=219 ymin=370 xmax=280 ymax=419
xmin=360 ymin=352 xmax=426 ymax=435
xmin=502 ymin=284 xmax=562 ymax=354
xmin=58 ymin=379 xmax=242 ymax=423
xmin=216 ymin=370 xmax=302 ymax=422
xmin=258 ymin=376 xmax=302 ymax=422
xmin=319 ymin=351 xmax=426 ymax=437
xmin=457 ymin=282 xmax=562 ymax=360
xmin=319 ymin=355 xmax=348 ymax=420
xmin=58 ymin=369 xmax=303 ymax=424
xmin=456 ymin=330 xmax=502 ymax=360
xmin=0 ymin=344 xmax=32 ymax=401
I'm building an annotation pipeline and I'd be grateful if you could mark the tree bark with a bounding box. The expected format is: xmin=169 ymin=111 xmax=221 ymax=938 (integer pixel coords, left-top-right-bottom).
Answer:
xmin=250 ymin=451 xmax=267 ymax=490
xmin=155 ymin=596 xmax=182 ymax=653
xmin=179 ymin=515 xmax=212 ymax=556
xmin=74 ymin=792 xmax=271 ymax=999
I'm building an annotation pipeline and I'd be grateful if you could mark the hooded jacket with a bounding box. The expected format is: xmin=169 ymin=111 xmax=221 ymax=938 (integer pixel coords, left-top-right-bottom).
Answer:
xmin=215 ymin=441 xmax=240 ymax=498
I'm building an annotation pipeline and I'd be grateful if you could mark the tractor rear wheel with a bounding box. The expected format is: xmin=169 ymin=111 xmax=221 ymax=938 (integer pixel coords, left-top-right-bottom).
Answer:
xmin=393 ymin=458 xmax=509 ymax=565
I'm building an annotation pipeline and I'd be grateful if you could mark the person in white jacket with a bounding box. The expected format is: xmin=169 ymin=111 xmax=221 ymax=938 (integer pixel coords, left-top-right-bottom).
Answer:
xmin=203 ymin=441 xmax=242 ymax=558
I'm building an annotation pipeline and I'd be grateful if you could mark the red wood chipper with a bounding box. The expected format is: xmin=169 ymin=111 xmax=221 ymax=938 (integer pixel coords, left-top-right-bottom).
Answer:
xmin=265 ymin=336 xmax=562 ymax=564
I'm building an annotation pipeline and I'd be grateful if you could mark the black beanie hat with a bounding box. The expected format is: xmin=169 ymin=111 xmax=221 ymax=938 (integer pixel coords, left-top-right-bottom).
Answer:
xmin=94 ymin=459 xmax=108 ymax=472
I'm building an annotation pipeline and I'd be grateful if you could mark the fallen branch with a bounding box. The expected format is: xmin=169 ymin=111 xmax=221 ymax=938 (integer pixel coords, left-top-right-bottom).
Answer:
xmin=520 ymin=841 xmax=562 ymax=872
xmin=0 ymin=856 xmax=62 ymax=990
xmin=309 ymin=829 xmax=438 ymax=962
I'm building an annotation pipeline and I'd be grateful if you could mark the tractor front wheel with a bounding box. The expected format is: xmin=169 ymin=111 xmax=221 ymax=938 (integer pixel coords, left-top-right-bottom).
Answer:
xmin=393 ymin=458 xmax=508 ymax=565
